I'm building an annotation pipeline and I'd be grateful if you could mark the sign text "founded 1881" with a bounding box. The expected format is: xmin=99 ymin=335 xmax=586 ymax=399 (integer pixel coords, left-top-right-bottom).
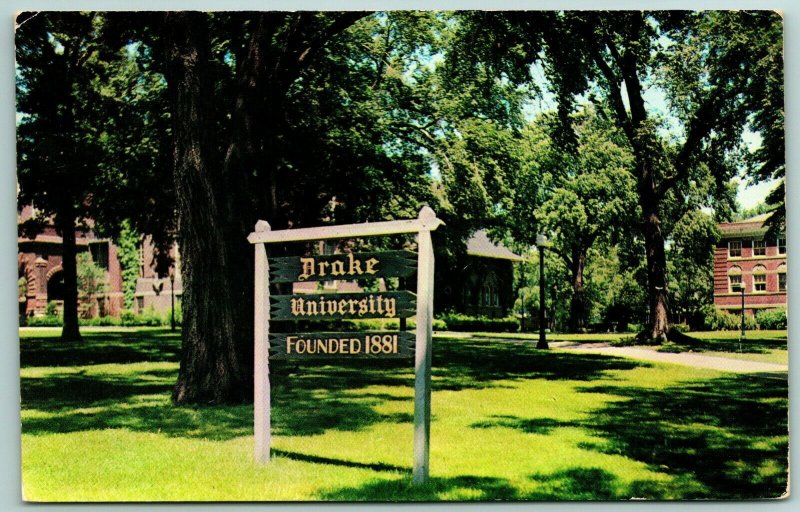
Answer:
xmin=269 ymin=332 xmax=415 ymax=359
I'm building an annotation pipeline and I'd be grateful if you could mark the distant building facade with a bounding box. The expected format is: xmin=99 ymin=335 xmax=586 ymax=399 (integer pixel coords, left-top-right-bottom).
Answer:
xmin=435 ymin=230 xmax=523 ymax=318
xmin=17 ymin=205 xmax=125 ymax=319
xmin=17 ymin=205 xmax=181 ymax=319
xmin=713 ymin=214 xmax=786 ymax=316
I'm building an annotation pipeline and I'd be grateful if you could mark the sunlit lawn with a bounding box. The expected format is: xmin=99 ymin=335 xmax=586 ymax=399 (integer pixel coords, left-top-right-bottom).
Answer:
xmin=467 ymin=330 xmax=788 ymax=365
xmin=20 ymin=327 xmax=788 ymax=501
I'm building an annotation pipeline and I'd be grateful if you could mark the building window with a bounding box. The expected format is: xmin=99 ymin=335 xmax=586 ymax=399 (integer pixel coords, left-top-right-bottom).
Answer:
xmin=729 ymin=241 xmax=742 ymax=258
xmin=778 ymin=237 xmax=786 ymax=255
xmin=778 ymin=264 xmax=787 ymax=292
xmin=753 ymin=240 xmax=766 ymax=256
xmin=728 ymin=266 xmax=743 ymax=293
xmin=753 ymin=265 xmax=767 ymax=292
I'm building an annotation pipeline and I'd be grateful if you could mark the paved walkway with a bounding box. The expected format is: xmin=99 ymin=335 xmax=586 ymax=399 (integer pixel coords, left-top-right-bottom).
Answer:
xmin=557 ymin=342 xmax=788 ymax=374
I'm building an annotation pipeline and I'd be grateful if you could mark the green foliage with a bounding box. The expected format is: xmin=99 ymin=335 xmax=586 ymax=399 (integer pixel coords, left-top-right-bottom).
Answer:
xmin=699 ymin=305 xmax=758 ymax=331
xmin=26 ymin=315 xmax=63 ymax=327
xmin=755 ymin=308 xmax=787 ymax=330
xmin=438 ymin=312 xmax=519 ymax=332
xmin=668 ymin=211 xmax=721 ymax=326
xmin=115 ymin=220 xmax=141 ymax=309
xmin=121 ymin=308 xmax=163 ymax=327
xmin=76 ymin=252 xmax=108 ymax=299
xmin=45 ymin=301 xmax=59 ymax=317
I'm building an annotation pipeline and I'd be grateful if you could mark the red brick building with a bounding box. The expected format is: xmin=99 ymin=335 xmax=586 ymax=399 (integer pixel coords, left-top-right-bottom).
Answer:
xmin=713 ymin=214 xmax=786 ymax=316
xmin=18 ymin=206 xmax=182 ymax=320
xmin=17 ymin=205 xmax=125 ymax=319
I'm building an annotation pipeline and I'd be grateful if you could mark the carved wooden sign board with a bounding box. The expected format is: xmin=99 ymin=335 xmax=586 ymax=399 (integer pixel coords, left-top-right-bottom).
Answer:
xmin=248 ymin=207 xmax=443 ymax=485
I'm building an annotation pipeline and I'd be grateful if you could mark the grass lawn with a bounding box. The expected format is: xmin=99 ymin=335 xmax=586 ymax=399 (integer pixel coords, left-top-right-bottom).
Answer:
xmin=20 ymin=327 xmax=788 ymax=501
xmin=467 ymin=330 xmax=788 ymax=365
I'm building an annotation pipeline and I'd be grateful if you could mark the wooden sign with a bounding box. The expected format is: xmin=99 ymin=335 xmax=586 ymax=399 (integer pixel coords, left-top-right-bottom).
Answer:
xmin=271 ymin=291 xmax=416 ymax=320
xmin=269 ymin=250 xmax=416 ymax=283
xmin=269 ymin=332 xmax=415 ymax=359
xmin=249 ymin=206 xmax=443 ymax=486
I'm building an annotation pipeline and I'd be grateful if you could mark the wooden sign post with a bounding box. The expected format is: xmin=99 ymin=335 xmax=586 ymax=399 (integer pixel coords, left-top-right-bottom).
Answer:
xmin=247 ymin=206 xmax=443 ymax=485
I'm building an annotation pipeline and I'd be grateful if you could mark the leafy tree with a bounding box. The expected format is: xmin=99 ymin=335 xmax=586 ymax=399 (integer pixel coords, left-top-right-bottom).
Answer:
xmin=511 ymin=107 xmax=637 ymax=332
xmin=667 ymin=210 xmax=720 ymax=327
xmin=161 ymin=12 xmax=457 ymax=403
xmin=76 ymin=252 xmax=108 ymax=317
xmin=17 ymin=12 xmax=108 ymax=341
xmin=448 ymin=10 xmax=783 ymax=341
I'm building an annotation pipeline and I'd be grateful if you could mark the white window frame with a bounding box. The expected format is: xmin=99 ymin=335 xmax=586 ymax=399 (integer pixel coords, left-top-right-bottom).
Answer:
xmin=729 ymin=240 xmax=742 ymax=258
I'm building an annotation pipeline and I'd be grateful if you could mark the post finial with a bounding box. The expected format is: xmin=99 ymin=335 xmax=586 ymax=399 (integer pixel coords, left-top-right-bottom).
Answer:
xmin=418 ymin=205 xmax=443 ymax=230
xmin=255 ymin=220 xmax=271 ymax=232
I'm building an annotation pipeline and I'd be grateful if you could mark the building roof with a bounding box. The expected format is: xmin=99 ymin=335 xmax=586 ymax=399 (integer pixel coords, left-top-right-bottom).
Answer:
xmin=466 ymin=230 xmax=524 ymax=262
xmin=718 ymin=213 xmax=774 ymax=239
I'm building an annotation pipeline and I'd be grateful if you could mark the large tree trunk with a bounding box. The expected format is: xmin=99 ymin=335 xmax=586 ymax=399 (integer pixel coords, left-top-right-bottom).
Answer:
xmin=568 ymin=246 xmax=588 ymax=333
xmin=165 ymin=12 xmax=252 ymax=404
xmin=638 ymin=167 xmax=670 ymax=343
xmin=58 ymin=207 xmax=82 ymax=342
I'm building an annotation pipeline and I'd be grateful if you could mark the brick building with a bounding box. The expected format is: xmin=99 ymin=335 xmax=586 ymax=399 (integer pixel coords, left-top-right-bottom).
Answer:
xmin=17 ymin=206 xmax=125 ymax=319
xmin=17 ymin=206 xmax=181 ymax=320
xmin=435 ymin=230 xmax=524 ymax=318
xmin=713 ymin=214 xmax=786 ymax=316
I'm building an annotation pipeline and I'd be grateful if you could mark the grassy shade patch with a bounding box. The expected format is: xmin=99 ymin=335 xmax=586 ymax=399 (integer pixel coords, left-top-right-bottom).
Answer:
xmin=20 ymin=328 xmax=788 ymax=501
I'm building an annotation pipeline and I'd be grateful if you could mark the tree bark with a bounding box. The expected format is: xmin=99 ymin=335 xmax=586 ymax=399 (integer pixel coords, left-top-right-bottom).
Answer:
xmin=58 ymin=207 xmax=82 ymax=342
xmin=638 ymin=165 xmax=670 ymax=343
xmin=165 ymin=12 xmax=252 ymax=404
xmin=568 ymin=246 xmax=588 ymax=333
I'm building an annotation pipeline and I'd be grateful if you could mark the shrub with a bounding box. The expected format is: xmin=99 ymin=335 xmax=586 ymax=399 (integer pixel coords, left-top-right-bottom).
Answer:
xmin=26 ymin=315 xmax=62 ymax=327
xmin=438 ymin=312 xmax=519 ymax=332
xmin=756 ymin=308 xmax=787 ymax=330
xmin=672 ymin=323 xmax=690 ymax=333
xmin=699 ymin=304 xmax=757 ymax=331
xmin=81 ymin=316 xmax=121 ymax=327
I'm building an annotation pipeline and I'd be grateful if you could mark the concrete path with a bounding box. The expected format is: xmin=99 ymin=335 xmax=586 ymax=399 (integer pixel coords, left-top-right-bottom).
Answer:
xmin=558 ymin=342 xmax=788 ymax=374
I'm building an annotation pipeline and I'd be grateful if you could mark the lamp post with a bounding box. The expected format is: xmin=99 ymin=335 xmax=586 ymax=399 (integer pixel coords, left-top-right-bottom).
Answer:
xmin=169 ymin=270 xmax=176 ymax=332
xmin=520 ymin=260 xmax=526 ymax=332
xmin=536 ymin=234 xmax=549 ymax=349
xmin=739 ymin=282 xmax=745 ymax=339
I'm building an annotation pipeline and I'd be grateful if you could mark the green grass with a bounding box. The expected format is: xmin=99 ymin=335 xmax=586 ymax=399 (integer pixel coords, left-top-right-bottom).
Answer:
xmin=465 ymin=330 xmax=788 ymax=365
xmin=20 ymin=327 xmax=788 ymax=501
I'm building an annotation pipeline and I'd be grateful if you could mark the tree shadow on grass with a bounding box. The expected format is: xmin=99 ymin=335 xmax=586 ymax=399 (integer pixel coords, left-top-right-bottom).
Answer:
xmin=461 ymin=373 xmax=788 ymax=499
xmin=659 ymin=332 xmax=787 ymax=355
xmin=576 ymin=373 xmax=788 ymax=499
xmin=21 ymin=334 xmax=645 ymax=446
xmin=432 ymin=337 xmax=647 ymax=391
xmin=319 ymin=474 xmax=521 ymax=501
xmin=470 ymin=415 xmax=581 ymax=435
xmin=20 ymin=329 xmax=182 ymax=367
xmin=317 ymin=466 xmax=661 ymax=501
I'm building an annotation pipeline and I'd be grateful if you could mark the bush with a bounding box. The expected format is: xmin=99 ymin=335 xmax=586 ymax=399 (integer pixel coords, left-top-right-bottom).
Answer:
xmin=756 ymin=308 xmax=787 ymax=330
xmin=26 ymin=315 xmax=62 ymax=327
xmin=699 ymin=304 xmax=758 ymax=331
xmin=81 ymin=316 xmax=121 ymax=327
xmin=438 ymin=312 xmax=519 ymax=332
xmin=672 ymin=323 xmax=690 ymax=333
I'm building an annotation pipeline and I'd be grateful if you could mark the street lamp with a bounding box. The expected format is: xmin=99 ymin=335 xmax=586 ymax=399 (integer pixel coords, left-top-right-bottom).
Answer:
xmin=738 ymin=282 xmax=745 ymax=339
xmin=536 ymin=233 xmax=549 ymax=349
xmin=520 ymin=259 xmax=526 ymax=332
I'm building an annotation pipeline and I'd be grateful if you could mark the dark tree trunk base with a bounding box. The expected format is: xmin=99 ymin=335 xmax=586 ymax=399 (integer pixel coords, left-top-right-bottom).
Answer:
xmin=634 ymin=327 xmax=700 ymax=346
